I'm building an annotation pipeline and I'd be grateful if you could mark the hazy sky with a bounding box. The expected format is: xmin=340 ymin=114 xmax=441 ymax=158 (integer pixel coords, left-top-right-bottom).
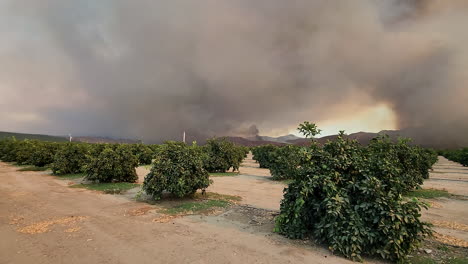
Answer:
xmin=1 ymin=0 xmax=467 ymax=142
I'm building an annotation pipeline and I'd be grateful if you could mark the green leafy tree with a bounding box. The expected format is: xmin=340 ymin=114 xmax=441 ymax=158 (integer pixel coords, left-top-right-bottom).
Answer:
xmin=203 ymin=138 xmax=246 ymax=173
xmin=269 ymin=145 xmax=304 ymax=180
xmin=275 ymin=123 xmax=433 ymax=262
xmin=143 ymin=141 xmax=211 ymax=200
xmin=251 ymin=145 xmax=278 ymax=168
xmin=13 ymin=140 xmax=38 ymax=165
xmin=85 ymin=145 xmax=139 ymax=183
xmin=131 ymin=144 xmax=154 ymax=165
xmin=29 ymin=142 xmax=60 ymax=167
xmin=51 ymin=143 xmax=89 ymax=175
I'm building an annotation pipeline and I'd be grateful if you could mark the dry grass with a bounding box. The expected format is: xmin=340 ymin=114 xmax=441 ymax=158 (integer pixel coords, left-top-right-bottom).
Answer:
xmin=432 ymin=220 xmax=468 ymax=232
xmin=127 ymin=206 xmax=154 ymax=216
xmin=17 ymin=216 xmax=89 ymax=234
xmin=434 ymin=232 xmax=468 ymax=248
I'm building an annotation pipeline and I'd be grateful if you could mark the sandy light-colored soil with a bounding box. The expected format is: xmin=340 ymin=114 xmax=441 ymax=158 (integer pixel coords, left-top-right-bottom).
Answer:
xmin=137 ymin=153 xmax=284 ymax=211
xmin=1 ymin=154 xmax=467 ymax=263
xmin=420 ymin=156 xmax=468 ymax=246
xmin=0 ymin=160 xmax=350 ymax=264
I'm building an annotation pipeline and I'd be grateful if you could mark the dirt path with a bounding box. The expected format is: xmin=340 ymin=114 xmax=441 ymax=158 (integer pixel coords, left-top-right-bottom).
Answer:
xmin=137 ymin=153 xmax=285 ymax=211
xmin=423 ymin=156 xmax=468 ymax=196
xmin=0 ymin=162 xmax=350 ymax=264
xmin=207 ymin=154 xmax=284 ymax=211
xmin=420 ymin=156 xmax=468 ymax=245
xmin=3 ymin=155 xmax=467 ymax=263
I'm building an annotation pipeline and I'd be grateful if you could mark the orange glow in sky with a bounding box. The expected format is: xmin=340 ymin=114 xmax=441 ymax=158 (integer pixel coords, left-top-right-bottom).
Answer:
xmin=293 ymin=104 xmax=398 ymax=137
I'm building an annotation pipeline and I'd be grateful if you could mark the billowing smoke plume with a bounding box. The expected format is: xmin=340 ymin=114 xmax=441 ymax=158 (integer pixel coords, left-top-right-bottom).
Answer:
xmin=1 ymin=0 xmax=467 ymax=145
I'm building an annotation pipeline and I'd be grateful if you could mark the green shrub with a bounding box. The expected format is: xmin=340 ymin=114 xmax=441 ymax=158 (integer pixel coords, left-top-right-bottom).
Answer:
xmin=85 ymin=145 xmax=139 ymax=183
xmin=0 ymin=138 xmax=19 ymax=162
xmin=269 ymin=145 xmax=304 ymax=180
xmin=143 ymin=141 xmax=211 ymax=200
xmin=0 ymin=139 xmax=58 ymax=166
xmin=252 ymin=145 xmax=278 ymax=168
xmin=88 ymin=143 xmax=108 ymax=158
xmin=29 ymin=142 xmax=59 ymax=167
xmin=275 ymin=124 xmax=433 ymax=262
xmin=131 ymin=144 xmax=154 ymax=165
xmin=442 ymin=148 xmax=468 ymax=166
xmin=51 ymin=143 xmax=89 ymax=175
xmin=203 ymin=138 xmax=247 ymax=173
xmin=13 ymin=140 xmax=38 ymax=165
xmin=366 ymin=136 xmax=433 ymax=192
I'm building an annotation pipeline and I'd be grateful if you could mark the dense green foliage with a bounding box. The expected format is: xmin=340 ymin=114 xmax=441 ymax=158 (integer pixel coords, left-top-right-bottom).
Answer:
xmin=85 ymin=146 xmax=139 ymax=183
xmin=143 ymin=142 xmax=211 ymax=200
xmin=0 ymin=138 xmax=60 ymax=167
xmin=51 ymin=143 xmax=90 ymax=175
xmin=366 ymin=136 xmax=437 ymax=192
xmin=252 ymin=145 xmax=278 ymax=168
xmin=269 ymin=145 xmax=304 ymax=180
xmin=9 ymin=140 xmax=36 ymax=165
xmin=0 ymin=137 xmax=17 ymax=162
xmin=275 ymin=124 xmax=435 ymax=262
xmin=202 ymin=138 xmax=248 ymax=172
xmin=130 ymin=144 xmax=154 ymax=165
xmin=440 ymin=148 xmax=468 ymax=166
xmin=29 ymin=142 xmax=60 ymax=167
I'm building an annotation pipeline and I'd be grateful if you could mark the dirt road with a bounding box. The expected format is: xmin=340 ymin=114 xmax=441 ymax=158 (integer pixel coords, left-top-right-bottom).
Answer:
xmin=421 ymin=156 xmax=468 ymax=243
xmin=0 ymin=161 xmax=349 ymax=264
xmin=1 ymin=155 xmax=467 ymax=263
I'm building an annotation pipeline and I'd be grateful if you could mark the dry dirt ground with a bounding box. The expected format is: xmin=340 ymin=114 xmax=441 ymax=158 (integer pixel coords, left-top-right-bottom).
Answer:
xmin=0 ymin=157 xmax=350 ymax=264
xmin=421 ymin=157 xmax=468 ymax=245
xmin=1 ymin=155 xmax=467 ymax=263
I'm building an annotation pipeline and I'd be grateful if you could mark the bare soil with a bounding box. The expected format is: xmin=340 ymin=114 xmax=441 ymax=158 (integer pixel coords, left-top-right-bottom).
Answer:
xmin=0 ymin=161 xmax=349 ymax=264
xmin=420 ymin=157 xmax=468 ymax=247
xmin=1 ymin=155 xmax=467 ymax=263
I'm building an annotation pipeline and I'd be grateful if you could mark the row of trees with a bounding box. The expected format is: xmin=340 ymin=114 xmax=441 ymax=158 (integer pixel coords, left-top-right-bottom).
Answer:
xmin=439 ymin=148 xmax=468 ymax=166
xmin=0 ymin=137 xmax=248 ymax=197
xmin=143 ymin=139 xmax=248 ymax=199
xmin=253 ymin=138 xmax=438 ymax=184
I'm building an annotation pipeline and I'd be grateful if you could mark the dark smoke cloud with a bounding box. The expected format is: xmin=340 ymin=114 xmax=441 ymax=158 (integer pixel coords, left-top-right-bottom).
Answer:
xmin=1 ymin=0 xmax=467 ymax=145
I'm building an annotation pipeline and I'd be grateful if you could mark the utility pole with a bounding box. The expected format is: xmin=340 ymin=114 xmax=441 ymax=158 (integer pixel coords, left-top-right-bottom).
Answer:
xmin=183 ymin=131 xmax=186 ymax=143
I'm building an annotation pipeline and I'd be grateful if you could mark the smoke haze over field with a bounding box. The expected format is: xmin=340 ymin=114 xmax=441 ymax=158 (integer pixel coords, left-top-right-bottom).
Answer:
xmin=1 ymin=0 xmax=468 ymax=144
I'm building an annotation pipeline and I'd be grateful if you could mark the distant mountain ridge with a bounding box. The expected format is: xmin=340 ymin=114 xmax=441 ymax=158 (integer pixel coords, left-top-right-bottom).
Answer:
xmin=1 ymin=129 xmax=463 ymax=149
xmin=71 ymin=136 xmax=141 ymax=144
xmin=288 ymin=132 xmax=379 ymax=146
xmin=0 ymin=131 xmax=140 ymax=144
xmin=258 ymin=134 xmax=302 ymax=143
xmin=0 ymin=131 xmax=68 ymax=142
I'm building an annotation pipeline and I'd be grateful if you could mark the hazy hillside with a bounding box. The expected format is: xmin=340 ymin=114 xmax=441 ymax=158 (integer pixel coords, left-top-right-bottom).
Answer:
xmin=71 ymin=136 xmax=141 ymax=144
xmin=0 ymin=131 xmax=140 ymax=144
xmin=0 ymin=131 xmax=68 ymax=142
xmin=259 ymin=134 xmax=302 ymax=143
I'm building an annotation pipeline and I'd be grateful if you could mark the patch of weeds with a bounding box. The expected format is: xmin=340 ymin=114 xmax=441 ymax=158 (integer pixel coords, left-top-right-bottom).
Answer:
xmin=156 ymin=192 xmax=242 ymax=215
xmin=162 ymin=199 xmax=230 ymax=215
xmin=409 ymin=239 xmax=468 ymax=264
xmin=18 ymin=166 xmax=49 ymax=171
xmin=55 ymin=173 xmax=86 ymax=180
xmin=193 ymin=192 xmax=242 ymax=202
xmin=410 ymin=256 xmax=437 ymax=264
xmin=406 ymin=188 xmax=452 ymax=199
xmin=209 ymin=172 xmax=240 ymax=177
xmin=70 ymin=182 xmax=140 ymax=194
xmin=438 ymin=245 xmax=450 ymax=253
xmin=447 ymin=258 xmax=468 ymax=264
